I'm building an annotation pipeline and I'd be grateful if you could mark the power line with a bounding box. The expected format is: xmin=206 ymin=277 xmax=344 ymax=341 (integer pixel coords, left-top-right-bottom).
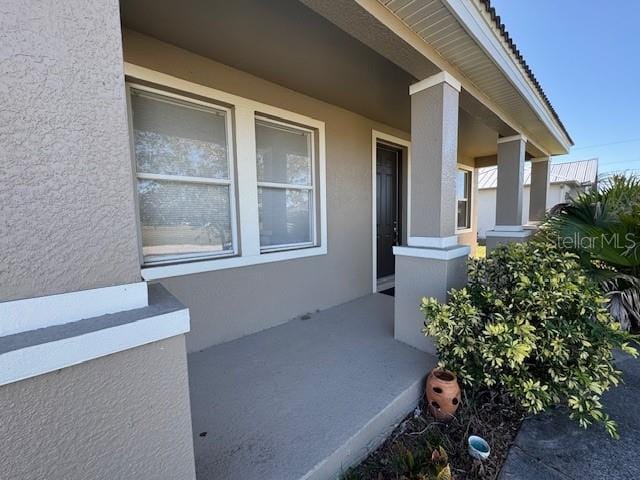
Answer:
xmin=571 ymin=137 xmax=640 ymax=150
xmin=596 ymin=158 xmax=640 ymax=166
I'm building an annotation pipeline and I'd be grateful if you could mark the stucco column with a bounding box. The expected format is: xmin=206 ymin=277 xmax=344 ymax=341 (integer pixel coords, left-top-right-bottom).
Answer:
xmin=528 ymin=157 xmax=550 ymax=223
xmin=393 ymin=72 xmax=469 ymax=354
xmin=485 ymin=135 xmax=533 ymax=249
xmin=0 ymin=2 xmax=196 ymax=478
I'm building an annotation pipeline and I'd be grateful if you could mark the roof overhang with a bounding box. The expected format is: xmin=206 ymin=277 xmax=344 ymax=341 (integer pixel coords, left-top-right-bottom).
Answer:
xmin=301 ymin=0 xmax=572 ymax=156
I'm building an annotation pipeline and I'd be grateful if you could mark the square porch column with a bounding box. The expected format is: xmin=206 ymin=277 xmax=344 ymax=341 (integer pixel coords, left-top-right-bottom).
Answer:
xmin=485 ymin=135 xmax=534 ymax=250
xmin=528 ymin=156 xmax=551 ymax=224
xmin=393 ymin=72 xmax=469 ymax=354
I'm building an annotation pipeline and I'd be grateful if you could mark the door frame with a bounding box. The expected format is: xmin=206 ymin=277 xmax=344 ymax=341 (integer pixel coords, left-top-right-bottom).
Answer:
xmin=371 ymin=130 xmax=411 ymax=293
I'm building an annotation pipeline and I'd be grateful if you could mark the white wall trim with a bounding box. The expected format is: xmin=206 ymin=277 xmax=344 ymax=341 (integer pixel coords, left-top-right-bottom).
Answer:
xmin=142 ymin=246 xmax=327 ymax=280
xmin=530 ymin=156 xmax=550 ymax=163
xmin=0 ymin=308 xmax=189 ymax=387
xmin=409 ymin=72 xmax=462 ymax=95
xmin=485 ymin=229 xmax=533 ymax=238
xmin=393 ymin=245 xmax=470 ymax=260
xmin=408 ymin=236 xmax=459 ymax=248
xmin=125 ymin=63 xmax=328 ymax=280
xmin=0 ymin=282 xmax=148 ymax=337
xmin=497 ymin=134 xmax=527 ymax=144
xmin=492 ymin=224 xmax=524 ymax=232
xmin=371 ymin=130 xmax=411 ymax=293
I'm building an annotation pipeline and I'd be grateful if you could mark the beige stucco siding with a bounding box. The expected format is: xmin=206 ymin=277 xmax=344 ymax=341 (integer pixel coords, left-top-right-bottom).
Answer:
xmin=0 ymin=335 xmax=196 ymax=480
xmin=0 ymin=0 xmax=141 ymax=302
xmin=124 ymin=31 xmax=410 ymax=351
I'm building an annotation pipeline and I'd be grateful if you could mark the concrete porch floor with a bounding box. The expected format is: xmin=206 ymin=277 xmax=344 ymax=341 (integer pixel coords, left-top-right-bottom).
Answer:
xmin=188 ymin=293 xmax=436 ymax=480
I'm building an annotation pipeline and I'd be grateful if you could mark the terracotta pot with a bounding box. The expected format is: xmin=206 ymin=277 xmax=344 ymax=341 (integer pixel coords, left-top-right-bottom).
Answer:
xmin=426 ymin=368 xmax=461 ymax=422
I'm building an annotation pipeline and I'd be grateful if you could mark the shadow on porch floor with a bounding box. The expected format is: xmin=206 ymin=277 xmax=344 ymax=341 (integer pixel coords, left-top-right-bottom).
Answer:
xmin=188 ymin=293 xmax=436 ymax=480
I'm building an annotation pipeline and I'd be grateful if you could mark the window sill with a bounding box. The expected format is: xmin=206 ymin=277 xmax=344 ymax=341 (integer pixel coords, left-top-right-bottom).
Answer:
xmin=141 ymin=245 xmax=328 ymax=280
xmin=456 ymin=228 xmax=473 ymax=234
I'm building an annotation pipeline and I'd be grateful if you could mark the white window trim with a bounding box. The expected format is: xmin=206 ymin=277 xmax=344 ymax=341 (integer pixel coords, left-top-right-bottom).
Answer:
xmin=371 ymin=130 xmax=411 ymax=294
xmin=124 ymin=63 xmax=327 ymax=281
xmin=129 ymin=84 xmax=239 ymax=266
xmin=255 ymin=116 xmax=317 ymax=253
xmin=456 ymin=164 xmax=474 ymax=234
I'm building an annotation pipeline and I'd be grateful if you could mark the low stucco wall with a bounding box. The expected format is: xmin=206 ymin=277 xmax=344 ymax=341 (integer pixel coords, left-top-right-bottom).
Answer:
xmin=124 ymin=31 xmax=411 ymax=351
xmin=0 ymin=335 xmax=195 ymax=480
xmin=477 ymin=184 xmax=572 ymax=239
xmin=1 ymin=0 xmax=141 ymax=302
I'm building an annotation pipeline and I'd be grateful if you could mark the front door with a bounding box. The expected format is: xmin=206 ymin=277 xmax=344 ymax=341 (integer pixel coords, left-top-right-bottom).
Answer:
xmin=376 ymin=144 xmax=401 ymax=279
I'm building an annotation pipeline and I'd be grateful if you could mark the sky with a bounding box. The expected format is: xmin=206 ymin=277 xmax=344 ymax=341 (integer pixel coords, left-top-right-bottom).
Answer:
xmin=491 ymin=0 xmax=640 ymax=174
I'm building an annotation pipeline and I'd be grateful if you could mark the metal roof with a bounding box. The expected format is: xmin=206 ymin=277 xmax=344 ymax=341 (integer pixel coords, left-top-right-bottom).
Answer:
xmin=478 ymin=158 xmax=599 ymax=189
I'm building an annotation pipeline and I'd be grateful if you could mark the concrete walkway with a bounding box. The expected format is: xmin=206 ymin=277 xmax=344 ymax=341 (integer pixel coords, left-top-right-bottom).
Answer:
xmin=499 ymin=354 xmax=640 ymax=479
xmin=188 ymin=293 xmax=436 ymax=480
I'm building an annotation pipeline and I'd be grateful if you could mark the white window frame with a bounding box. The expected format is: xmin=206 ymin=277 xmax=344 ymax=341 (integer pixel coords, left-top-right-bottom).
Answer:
xmin=124 ymin=63 xmax=327 ymax=281
xmin=456 ymin=164 xmax=473 ymax=233
xmin=255 ymin=116 xmax=317 ymax=253
xmin=128 ymin=84 xmax=239 ymax=265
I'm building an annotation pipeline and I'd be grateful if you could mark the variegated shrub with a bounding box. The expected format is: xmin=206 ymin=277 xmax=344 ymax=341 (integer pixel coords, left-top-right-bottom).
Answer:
xmin=421 ymin=241 xmax=637 ymax=437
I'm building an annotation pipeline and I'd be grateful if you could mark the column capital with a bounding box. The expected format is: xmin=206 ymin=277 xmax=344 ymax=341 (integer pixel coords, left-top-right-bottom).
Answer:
xmin=530 ymin=156 xmax=550 ymax=163
xmin=497 ymin=134 xmax=527 ymax=144
xmin=409 ymin=71 xmax=461 ymax=95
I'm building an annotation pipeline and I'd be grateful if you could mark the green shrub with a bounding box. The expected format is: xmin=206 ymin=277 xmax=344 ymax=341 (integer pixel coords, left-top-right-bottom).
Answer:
xmin=421 ymin=241 xmax=637 ymax=437
xmin=542 ymin=174 xmax=640 ymax=330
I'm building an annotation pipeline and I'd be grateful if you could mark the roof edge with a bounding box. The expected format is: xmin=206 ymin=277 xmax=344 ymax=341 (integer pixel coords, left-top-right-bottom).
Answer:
xmin=475 ymin=0 xmax=573 ymax=146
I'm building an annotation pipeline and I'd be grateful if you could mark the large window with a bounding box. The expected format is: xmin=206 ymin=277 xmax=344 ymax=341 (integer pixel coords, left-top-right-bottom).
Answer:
xmin=256 ymin=118 xmax=315 ymax=251
xmin=126 ymin=74 xmax=327 ymax=279
xmin=456 ymin=168 xmax=472 ymax=230
xmin=130 ymin=87 xmax=236 ymax=265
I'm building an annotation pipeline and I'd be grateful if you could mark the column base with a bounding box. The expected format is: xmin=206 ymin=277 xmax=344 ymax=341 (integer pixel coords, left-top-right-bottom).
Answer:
xmin=393 ymin=245 xmax=469 ymax=354
xmin=485 ymin=227 xmax=534 ymax=251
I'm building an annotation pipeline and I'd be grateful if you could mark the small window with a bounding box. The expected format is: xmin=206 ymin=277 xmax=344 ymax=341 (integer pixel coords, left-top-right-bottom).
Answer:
xmin=255 ymin=118 xmax=315 ymax=251
xmin=130 ymin=88 xmax=236 ymax=265
xmin=456 ymin=169 xmax=472 ymax=230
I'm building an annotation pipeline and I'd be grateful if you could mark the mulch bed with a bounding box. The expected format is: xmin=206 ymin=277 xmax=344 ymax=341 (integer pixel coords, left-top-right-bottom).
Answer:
xmin=343 ymin=389 xmax=526 ymax=479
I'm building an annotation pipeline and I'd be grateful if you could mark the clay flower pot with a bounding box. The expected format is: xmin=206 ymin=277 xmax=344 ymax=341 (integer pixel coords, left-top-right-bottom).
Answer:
xmin=426 ymin=368 xmax=461 ymax=422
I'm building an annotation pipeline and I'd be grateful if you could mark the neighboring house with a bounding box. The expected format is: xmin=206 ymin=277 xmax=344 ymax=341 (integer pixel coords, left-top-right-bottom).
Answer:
xmin=1 ymin=1 xmax=572 ymax=479
xmin=477 ymin=159 xmax=598 ymax=239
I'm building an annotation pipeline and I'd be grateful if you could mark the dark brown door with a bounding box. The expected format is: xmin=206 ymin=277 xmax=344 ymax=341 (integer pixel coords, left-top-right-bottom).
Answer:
xmin=376 ymin=144 xmax=401 ymax=279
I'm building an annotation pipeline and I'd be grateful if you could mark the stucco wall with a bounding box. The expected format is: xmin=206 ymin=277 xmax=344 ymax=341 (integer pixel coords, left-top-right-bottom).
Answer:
xmin=123 ymin=31 xmax=411 ymax=351
xmin=0 ymin=335 xmax=196 ymax=480
xmin=0 ymin=0 xmax=141 ymax=302
xmin=477 ymin=184 xmax=570 ymax=239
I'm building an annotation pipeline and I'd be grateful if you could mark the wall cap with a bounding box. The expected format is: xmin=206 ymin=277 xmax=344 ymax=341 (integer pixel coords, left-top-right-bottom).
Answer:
xmin=0 ymin=284 xmax=189 ymax=387
xmin=0 ymin=282 xmax=148 ymax=337
xmin=393 ymin=245 xmax=470 ymax=260
xmin=409 ymin=72 xmax=462 ymax=95
xmin=497 ymin=134 xmax=528 ymax=144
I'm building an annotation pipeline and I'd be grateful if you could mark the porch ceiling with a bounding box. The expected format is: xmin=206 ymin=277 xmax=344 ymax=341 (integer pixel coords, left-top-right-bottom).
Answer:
xmin=121 ymin=0 xmax=416 ymax=132
xmin=121 ymin=0 xmax=510 ymax=159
